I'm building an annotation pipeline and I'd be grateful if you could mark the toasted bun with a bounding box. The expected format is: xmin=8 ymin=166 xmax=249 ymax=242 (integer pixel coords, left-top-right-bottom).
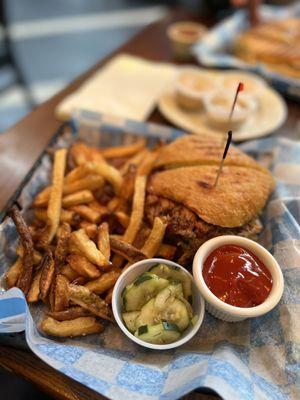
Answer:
xmin=148 ymin=136 xmax=275 ymax=228
xmin=154 ymin=135 xmax=265 ymax=171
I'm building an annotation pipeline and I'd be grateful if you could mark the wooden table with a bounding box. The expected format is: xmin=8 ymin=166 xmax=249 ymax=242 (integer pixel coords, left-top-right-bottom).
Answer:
xmin=0 ymin=7 xmax=299 ymax=400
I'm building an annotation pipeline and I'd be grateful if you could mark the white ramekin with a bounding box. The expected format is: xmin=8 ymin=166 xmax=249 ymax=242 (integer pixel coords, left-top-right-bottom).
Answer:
xmin=175 ymin=67 xmax=219 ymax=110
xmin=193 ymin=236 xmax=284 ymax=322
xmin=203 ymin=90 xmax=257 ymax=129
xmin=112 ymin=258 xmax=205 ymax=350
xmin=167 ymin=21 xmax=207 ymax=61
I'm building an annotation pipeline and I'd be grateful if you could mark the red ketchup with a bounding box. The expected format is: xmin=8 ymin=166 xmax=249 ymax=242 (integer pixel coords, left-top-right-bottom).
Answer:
xmin=202 ymin=245 xmax=273 ymax=308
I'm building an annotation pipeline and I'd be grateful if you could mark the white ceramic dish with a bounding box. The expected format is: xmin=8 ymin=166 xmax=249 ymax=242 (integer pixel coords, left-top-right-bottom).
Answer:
xmin=193 ymin=236 xmax=284 ymax=322
xmin=175 ymin=67 xmax=218 ymax=110
xmin=112 ymin=258 xmax=205 ymax=350
xmin=203 ymin=90 xmax=257 ymax=129
xmin=167 ymin=21 xmax=207 ymax=61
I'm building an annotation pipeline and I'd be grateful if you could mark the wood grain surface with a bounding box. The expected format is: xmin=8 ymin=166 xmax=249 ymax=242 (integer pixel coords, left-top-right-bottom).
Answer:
xmin=0 ymin=345 xmax=108 ymax=400
xmin=0 ymin=6 xmax=298 ymax=400
xmin=0 ymin=344 xmax=219 ymax=400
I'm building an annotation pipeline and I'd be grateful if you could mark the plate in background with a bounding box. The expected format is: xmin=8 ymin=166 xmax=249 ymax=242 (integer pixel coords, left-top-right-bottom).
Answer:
xmin=158 ymin=84 xmax=287 ymax=142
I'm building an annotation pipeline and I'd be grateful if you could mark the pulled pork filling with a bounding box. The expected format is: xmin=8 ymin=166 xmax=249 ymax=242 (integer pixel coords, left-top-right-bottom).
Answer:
xmin=145 ymin=194 xmax=262 ymax=264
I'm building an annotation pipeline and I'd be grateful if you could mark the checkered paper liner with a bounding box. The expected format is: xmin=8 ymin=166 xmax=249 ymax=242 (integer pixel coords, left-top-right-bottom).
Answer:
xmin=0 ymin=111 xmax=299 ymax=400
xmin=193 ymin=3 xmax=300 ymax=101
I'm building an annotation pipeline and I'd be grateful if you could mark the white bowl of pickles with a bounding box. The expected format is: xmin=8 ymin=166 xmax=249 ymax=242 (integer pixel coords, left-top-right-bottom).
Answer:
xmin=112 ymin=258 xmax=205 ymax=350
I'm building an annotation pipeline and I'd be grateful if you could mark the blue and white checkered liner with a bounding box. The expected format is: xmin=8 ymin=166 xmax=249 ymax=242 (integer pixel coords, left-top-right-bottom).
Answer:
xmin=0 ymin=112 xmax=299 ymax=400
xmin=193 ymin=3 xmax=300 ymax=101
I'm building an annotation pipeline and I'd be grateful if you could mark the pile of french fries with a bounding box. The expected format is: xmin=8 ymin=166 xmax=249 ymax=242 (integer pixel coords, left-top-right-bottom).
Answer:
xmin=6 ymin=139 xmax=175 ymax=338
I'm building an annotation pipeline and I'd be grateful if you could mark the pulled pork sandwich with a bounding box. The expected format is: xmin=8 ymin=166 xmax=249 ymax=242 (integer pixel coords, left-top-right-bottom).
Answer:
xmin=145 ymin=135 xmax=274 ymax=264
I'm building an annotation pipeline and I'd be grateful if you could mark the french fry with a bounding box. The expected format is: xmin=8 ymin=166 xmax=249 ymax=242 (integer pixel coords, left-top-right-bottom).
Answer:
xmin=70 ymin=142 xmax=105 ymax=165
xmin=100 ymin=138 xmax=146 ymax=159
xmin=85 ymin=270 xmax=120 ymax=295
xmin=71 ymin=229 xmax=110 ymax=268
xmin=157 ymin=243 xmax=176 ymax=260
xmin=68 ymin=235 xmax=82 ymax=254
xmin=133 ymin=225 xmax=151 ymax=249
xmin=72 ymin=204 xmax=103 ymax=223
xmin=97 ymin=222 xmax=110 ymax=260
xmin=61 ymin=264 xmax=80 ymax=281
xmin=68 ymin=254 xmax=101 ymax=279
xmin=29 ymin=225 xmax=43 ymax=242
xmin=111 ymin=254 xmax=124 ymax=270
xmin=70 ymin=143 xmax=91 ymax=165
xmin=63 ymin=175 xmax=103 ymax=196
xmin=45 ymin=148 xmax=67 ymax=244
xmin=89 ymin=201 xmax=108 ymax=214
xmin=61 ymin=209 xmax=75 ymax=223
xmin=137 ymin=150 xmax=158 ymax=176
xmin=6 ymin=257 xmax=22 ymax=288
xmin=35 ymin=208 xmax=74 ymax=224
xmin=113 ymin=174 xmax=146 ymax=269
xmin=118 ymin=164 xmax=136 ymax=206
xmin=110 ymin=236 xmax=146 ymax=262
xmin=71 ymin=276 xmax=88 ymax=285
xmin=64 ymin=163 xmax=92 ymax=184
xmin=48 ymin=282 xmax=55 ymax=311
xmin=141 ymin=217 xmax=167 ymax=258
xmin=114 ymin=211 xmax=130 ymax=228
xmin=46 ymin=306 xmax=92 ymax=321
xmin=40 ymin=316 xmax=103 ymax=337
xmin=34 ymin=168 xmax=102 ymax=208
xmin=120 ymin=148 xmax=148 ymax=175
xmin=89 ymin=147 xmax=106 ymax=163
xmin=16 ymin=246 xmax=42 ymax=265
xmin=55 ymin=222 xmax=71 ymax=267
xmin=53 ymin=274 xmax=69 ymax=311
xmin=68 ymin=284 xmax=113 ymax=321
xmin=39 ymin=250 xmax=55 ymax=301
xmin=33 ymin=188 xmax=51 ymax=208
xmin=9 ymin=205 xmax=34 ymax=295
xmin=109 ymin=156 xmax=128 ymax=169
xmin=122 ymin=175 xmax=146 ymax=244
xmin=105 ymin=287 xmax=114 ymax=304
xmin=107 ymin=197 xmax=119 ymax=212
xmin=78 ymin=221 xmax=98 ymax=239
xmin=35 ymin=175 xmax=101 ymax=208
xmin=27 ymin=270 xmax=42 ymax=303
xmin=62 ymin=190 xmax=94 ymax=208
xmin=89 ymin=161 xmax=122 ymax=194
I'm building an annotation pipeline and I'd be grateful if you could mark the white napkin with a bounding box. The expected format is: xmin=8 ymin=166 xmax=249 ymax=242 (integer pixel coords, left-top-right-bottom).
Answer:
xmin=56 ymin=54 xmax=178 ymax=121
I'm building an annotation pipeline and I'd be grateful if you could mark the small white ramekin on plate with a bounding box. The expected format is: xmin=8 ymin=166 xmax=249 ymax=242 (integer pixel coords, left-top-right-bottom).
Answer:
xmin=203 ymin=90 xmax=257 ymax=130
xmin=193 ymin=236 xmax=284 ymax=322
xmin=175 ymin=67 xmax=219 ymax=111
xmin=112 ymin=258 xmax=205 ymax=350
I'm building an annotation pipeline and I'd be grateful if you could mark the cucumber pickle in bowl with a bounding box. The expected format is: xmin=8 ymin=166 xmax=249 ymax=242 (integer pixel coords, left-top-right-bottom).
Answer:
xmin=112 ymin=258 xmax=205 ymax=350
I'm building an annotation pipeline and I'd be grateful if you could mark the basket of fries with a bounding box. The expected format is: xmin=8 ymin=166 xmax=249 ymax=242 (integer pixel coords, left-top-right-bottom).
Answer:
xmin=0 ymin=110 xmax=299 ymax=400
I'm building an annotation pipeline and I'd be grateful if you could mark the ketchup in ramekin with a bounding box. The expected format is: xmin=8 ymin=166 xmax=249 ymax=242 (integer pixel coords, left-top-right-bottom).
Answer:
xmin=202 ymin=245 xmax=273 ymax=308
